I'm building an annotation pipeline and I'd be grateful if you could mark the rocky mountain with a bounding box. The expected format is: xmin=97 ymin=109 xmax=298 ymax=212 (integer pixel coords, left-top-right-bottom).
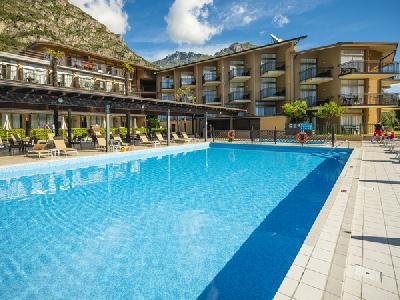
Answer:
xmin=0 ymin=0 xmax=153 ymax=67
xmin=154 ymin=42 xmax=258 ymax=68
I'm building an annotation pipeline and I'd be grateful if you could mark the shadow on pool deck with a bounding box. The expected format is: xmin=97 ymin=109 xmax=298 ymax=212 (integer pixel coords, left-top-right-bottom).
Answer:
xmin=197 ymin=157 xmax=346 ymax=300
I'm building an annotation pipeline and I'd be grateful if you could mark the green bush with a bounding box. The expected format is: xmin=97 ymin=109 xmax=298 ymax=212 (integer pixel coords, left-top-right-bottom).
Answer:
xmin=0 ymin=128 xmax=25 ymax=140
xmin=30 ymin=129 xmax=52 ymax=140
xmin=58 ymin=128 xmax=89 ymax=138
xmin=151 ymin=128 xmax=167 ymax=133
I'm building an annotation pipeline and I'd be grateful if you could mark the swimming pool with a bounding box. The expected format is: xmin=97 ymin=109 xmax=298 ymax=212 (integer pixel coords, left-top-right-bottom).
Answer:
xmin=0 ymin=143 xmax=351 ymax=299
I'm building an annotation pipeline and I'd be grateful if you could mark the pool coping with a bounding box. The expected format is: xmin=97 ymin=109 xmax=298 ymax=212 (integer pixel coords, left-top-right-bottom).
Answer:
xmin=274 ymin=146 xmax=362 ymax=299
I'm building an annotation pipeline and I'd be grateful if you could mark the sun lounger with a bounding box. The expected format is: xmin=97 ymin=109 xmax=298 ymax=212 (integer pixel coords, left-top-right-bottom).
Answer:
xmin=96 ymin=137 xmax=108 ymax=151
xmin=181 ymin=132 xmax=197 ymax=142
xmin=171 ymin=133 xmax=189 ymax=143
xmin=26 ymin=143 xmax=51 ymax=158
xmin=155 ymin=133 xmax=168 ymax=145
xmin=53 ymin=139 xmax=78 ymax=155
xmin=139 ymin=134 xmax=160 ymax=147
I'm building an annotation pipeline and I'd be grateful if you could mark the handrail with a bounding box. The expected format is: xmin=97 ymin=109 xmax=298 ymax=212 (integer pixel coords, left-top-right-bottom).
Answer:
xmin=229 ymin=67 xmax=250 ymax=79
xmin=202 ymin=72 xmax=220 ymax=82
xmin=299 ymin=67 xmax=333 ymax=81
xmin=260 ymin=87 xmax=285 ymax=98
xmin=340 ymin=60 xmax=400 ymax=74
xmin=260 ymin=61 xmax=285 ymax=74
xmin=229 ymin=91 xmax=250 ymax=101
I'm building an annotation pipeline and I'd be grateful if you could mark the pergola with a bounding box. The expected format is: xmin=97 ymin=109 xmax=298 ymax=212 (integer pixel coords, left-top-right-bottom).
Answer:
xmin=0 ymin=80 xmax=245 ymax=148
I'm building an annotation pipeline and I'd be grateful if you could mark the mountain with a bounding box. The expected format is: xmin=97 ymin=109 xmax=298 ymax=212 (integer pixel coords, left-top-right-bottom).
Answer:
xmin=154 ymin=42 xmax=258 ymax=68
xmin=0 ymin=0 xmax=153 ymax=67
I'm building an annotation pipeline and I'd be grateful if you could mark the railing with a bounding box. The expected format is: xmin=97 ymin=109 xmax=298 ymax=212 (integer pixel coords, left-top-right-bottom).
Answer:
xmin=202 ymin=95 xmax=221 ymax=103
xmin=229 ymin=68 xmax=250 ymax=79
xmin=229 ymin=91 xmax=250 ymax=101
xmin=160 ymin=82 xmax=174 ymax=89
xmin=300 ymin=96 xmax=332 ymax=107
xmin=340 ymin=60 xmax=400 ymax=75
xmin=260 ymin=88 xmax=285 ymax=99
xmin=213 ymin=129 xmax=330 ymax=144
xmin=299 ymin=67 xmax=333 ymax=81
xmin=340 ymin=93 xmax=400 ymax=106
xmin=180 ymin=78 xmax=196 ymax=86
xmin=260 ymin=61 xmax=285 ymax=75
xmin=202 ymin=73 xmax=220 ymax=82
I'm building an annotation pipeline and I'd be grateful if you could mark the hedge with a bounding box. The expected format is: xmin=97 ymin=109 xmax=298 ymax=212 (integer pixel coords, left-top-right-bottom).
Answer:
xmin=0 ymin=129 xmax=25 ymax=140
xmin=30 ymin=129 xmax=53 ymax=140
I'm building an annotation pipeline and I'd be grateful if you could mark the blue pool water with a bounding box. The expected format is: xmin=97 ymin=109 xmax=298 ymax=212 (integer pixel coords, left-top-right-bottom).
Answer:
xmin=0 ymin=143 xmax=350 ymax=299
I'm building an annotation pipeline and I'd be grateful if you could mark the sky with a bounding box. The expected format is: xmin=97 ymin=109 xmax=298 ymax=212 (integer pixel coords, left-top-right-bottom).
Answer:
xmin=69 ymin=0 xmax=400 ymax=89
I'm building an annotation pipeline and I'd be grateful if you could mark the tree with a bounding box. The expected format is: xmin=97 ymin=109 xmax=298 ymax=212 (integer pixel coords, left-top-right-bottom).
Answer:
xmin=381 ymin=111 xmax=398 ymax=129
xmin=47 ymin=49 xmax=64 ymax=87
xmin=176 ymin=86 xmax=196 ymax=103
xmin=146 ymin=116 xmax=160 ymax=131
xmin=282 ymin=100 xmax=308 ymax=123
xmin=315 ymin=101 xmax=345 ymax=126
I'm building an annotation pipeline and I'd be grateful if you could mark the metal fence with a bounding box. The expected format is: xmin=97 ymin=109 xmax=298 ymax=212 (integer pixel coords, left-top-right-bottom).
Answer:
xmin=213 ymin=130 xmax=331 ymax=145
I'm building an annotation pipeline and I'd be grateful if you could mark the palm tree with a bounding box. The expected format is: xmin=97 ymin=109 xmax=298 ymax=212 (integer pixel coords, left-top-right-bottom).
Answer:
xmin=47 ymin=49 xmax=64 ymax=87
xmin=122 ymin=62 xmax=134 ymax=96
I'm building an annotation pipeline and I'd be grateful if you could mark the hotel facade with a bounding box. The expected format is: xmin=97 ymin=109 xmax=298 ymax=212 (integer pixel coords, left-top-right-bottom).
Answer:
xmin=156 ymin=37 xmax=400 ymax=133
xmin=0 ymin=36 xmax=399 ymax=135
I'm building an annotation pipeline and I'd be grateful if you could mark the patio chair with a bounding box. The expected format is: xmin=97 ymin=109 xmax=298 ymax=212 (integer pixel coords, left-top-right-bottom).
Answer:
xmin=96 ymin=137 xmax=108 ymax=151
xmin=53 ymin=139 xmax=78 ymax=156
xmin=26 ymin=143 xmax=51 ymax=158
xmin=47 ymin=133 xmax=55 ymax=141
xmin=171 ymin=133 xmax=189 ymax=143
xmin=139 ymin=134 xmax=160 ymax=147
xmin=181 ymin=132 xmax=197 ymax=142
xmin=155 ymin=132 xmax=168 ymax=145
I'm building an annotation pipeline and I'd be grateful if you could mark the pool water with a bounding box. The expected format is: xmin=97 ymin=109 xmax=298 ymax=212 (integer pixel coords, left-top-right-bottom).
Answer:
xmin=0 ymin=144 xmax=350 ymax=299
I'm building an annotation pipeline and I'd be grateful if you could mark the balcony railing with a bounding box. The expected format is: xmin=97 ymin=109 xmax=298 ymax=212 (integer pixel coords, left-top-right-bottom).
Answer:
xmin=202 ymin=73 xmax=220 ymax=83
xmin=340 ymin=93 xmax=400 ymax=106
xmin=229 ymin=68 xmax=250 ymax=79
xmin=301 ymin=96 xmax=332 ymax=107
xmin=180 ymin=78 xmax=196 ymax=86
xmin=340 ymin=60 xmax=400 ymax=75
xmin=260 ymin=88 xmax=285 ymax=99
xmin=229 ymin=91 xmax=250 ymax=101
xmin=160 ymin=82 xmax=174 ymax=89
xmin=299 ymin=67 xmax=333 ymax=82
xmin=202 ymin=95 xmax=221 ymax=103
xmin=260 ymin=61 xmax=285 ymax=75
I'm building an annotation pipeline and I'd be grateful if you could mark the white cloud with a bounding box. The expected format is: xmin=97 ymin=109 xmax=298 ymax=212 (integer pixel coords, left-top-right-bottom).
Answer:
xmin=385 ymin=83 xmax=400 ymax=93
xmin=68 ymin=0 xmax=129 ymax=35
xmin=272 ymin=14 xmax=290 ymax=28
xmin=224 ymin=4 xmax=257 ymax=27
xmin=165 ymin=0 xmax=221 ymax=45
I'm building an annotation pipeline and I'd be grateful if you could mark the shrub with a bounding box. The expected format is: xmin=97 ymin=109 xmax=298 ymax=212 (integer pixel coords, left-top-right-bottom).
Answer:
xmin=0 ymin=128 xmax=25 ymax=140
xmin=30 ymin=129 xmax=52 ymax=140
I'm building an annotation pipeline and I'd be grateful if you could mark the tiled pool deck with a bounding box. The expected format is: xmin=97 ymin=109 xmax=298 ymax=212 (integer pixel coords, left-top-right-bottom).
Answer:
xmin=275 ymin=142 xmax=400 ymax=300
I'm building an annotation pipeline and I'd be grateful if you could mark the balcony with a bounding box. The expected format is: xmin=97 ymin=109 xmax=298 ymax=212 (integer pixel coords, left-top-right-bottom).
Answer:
xmin=202 ymin=95 xmax=221 ymax=104
xmin=302 ymin=96 xmax=332 ymax=107
xmin=382 ymin=75 xmax=400 ymax=88
xmin=180 ymin=78 xmax=196 ymax=87
xmin=260 ymin=88 xmax=285 ymax=101
xmin=340 ymin=93 xmax=400 ymax=107
xmin=228 ymin=91 xmax=251 ymax=103
xmin=160 ymin=82 xmax=174 ymax=90
xmin=299 ymin=67 xmax=333 ymax=84
xmin=202 ymin=73 xmax=221 ymax=86
xmin=260 ymin=61 xmax=285 ymax=77
xmin=229 ymin=68 xmax=251 ymax=82
xmin=339 ymin=60 xmax=400 ymax=79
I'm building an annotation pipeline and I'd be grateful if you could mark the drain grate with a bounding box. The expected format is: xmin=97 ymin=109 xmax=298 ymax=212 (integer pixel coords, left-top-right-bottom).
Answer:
xmin=354 ymin=265 xmax=382 ymax=282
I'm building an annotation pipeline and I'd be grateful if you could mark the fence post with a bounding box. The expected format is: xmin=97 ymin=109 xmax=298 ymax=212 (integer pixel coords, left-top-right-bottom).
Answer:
xmin=212 ymin=127 xmax=215 ymax=142
xmin=274 ymin=126 xmax=277 ymax=144
xmin=331 ymin=127 xmax=335 ymax=147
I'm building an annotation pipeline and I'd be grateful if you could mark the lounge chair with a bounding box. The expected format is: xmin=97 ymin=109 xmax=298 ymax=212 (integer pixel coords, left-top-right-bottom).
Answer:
xmin=26 ymin=143 xmax=51 ymax=158
xmin=171 ymin=133 xmax=189 ymax=143
xmin=96 ymin=137 xmax=108 ymax=151
xmin=0 ymin=137 xmax=6 ymax=150
xmin=181 ymin=132 xmax=197 ymax=142
xmin=47 ymin=133 xmax=55 ymax=141
xmin=139 ymin=134 xmax=160 ymax=147
xmin=53 ymin=139 xmax=78 ymax=155
xmin=155 ymin=133 xmax=168 ymax=145
xmin=113 ymin=136 xmax=129 ymax=147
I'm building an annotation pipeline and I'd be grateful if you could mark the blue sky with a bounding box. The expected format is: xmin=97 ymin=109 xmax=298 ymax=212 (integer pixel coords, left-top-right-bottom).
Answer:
xmin=70 ymin=0 xmax=400 ymax=62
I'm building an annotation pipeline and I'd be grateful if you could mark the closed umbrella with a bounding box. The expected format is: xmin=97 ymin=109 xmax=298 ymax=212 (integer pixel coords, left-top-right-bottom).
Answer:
xmin=3 ymin=114 xmax=12 ymax=141
xmin=61 ymin=116 xmax=67 ymax=138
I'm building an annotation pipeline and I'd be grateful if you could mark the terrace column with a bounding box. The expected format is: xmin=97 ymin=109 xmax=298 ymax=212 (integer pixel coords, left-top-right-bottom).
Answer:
xmin=204 ymin=112 xmax=208 ymax=142
xmin=167 ymin=109 xmax=171 ymax=146
xmin=125 ymin=112 xmax=131 ymax=144
xmin=105 ymin=104 xmax=111 ymax=152
xmin=67 ymin=109 xmax=72 ymax=145
xmin=192 ymin=114 xmax=195 ymax=135
xmin=53 ymin=108 xmax=59 ymax=135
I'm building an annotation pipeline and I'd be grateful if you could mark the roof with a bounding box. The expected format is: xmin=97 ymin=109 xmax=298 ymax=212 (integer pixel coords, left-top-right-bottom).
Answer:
xmin=157 ymin=36 xmax=307 ymax=72
xmin=26 ymin=41 xmax=159 ymax=71
xmin=296 ymin=41 xmax=398 ymax=61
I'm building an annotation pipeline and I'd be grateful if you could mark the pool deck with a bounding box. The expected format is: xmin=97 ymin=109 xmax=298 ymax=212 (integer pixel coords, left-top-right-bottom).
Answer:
xmin=275 ymin=142 xmax=400 ymax=300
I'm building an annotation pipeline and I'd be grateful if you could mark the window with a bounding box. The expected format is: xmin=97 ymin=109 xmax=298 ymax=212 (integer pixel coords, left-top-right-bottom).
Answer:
xmin=161 ymin=94 xmax=174 ymax=101
xmin=341 ymin=50 xmax=364 ymax=64
xmin=58 ymin=73 xmax=73 ymax=87
xmin=341 ymin=80 xmax=364 ymax=96
xmin=79 ymin=77 xmax=94 ymax=90
xmin=300 ymin=85 xmax=317 ymax=106
xmin=203 ymin=88 xmax=218 ymax=103
xmin=256 ymin=102 xmax=276 ymax=116
xmin=261 ymin=53 xmax=276 ymax=65
xmin=230 ymin=82 xmax=245 ymax=93
xmin=180 ymin=73 xmax=195 ymax=85
xmin=261 ymin=78 xmax=276 ymax=89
